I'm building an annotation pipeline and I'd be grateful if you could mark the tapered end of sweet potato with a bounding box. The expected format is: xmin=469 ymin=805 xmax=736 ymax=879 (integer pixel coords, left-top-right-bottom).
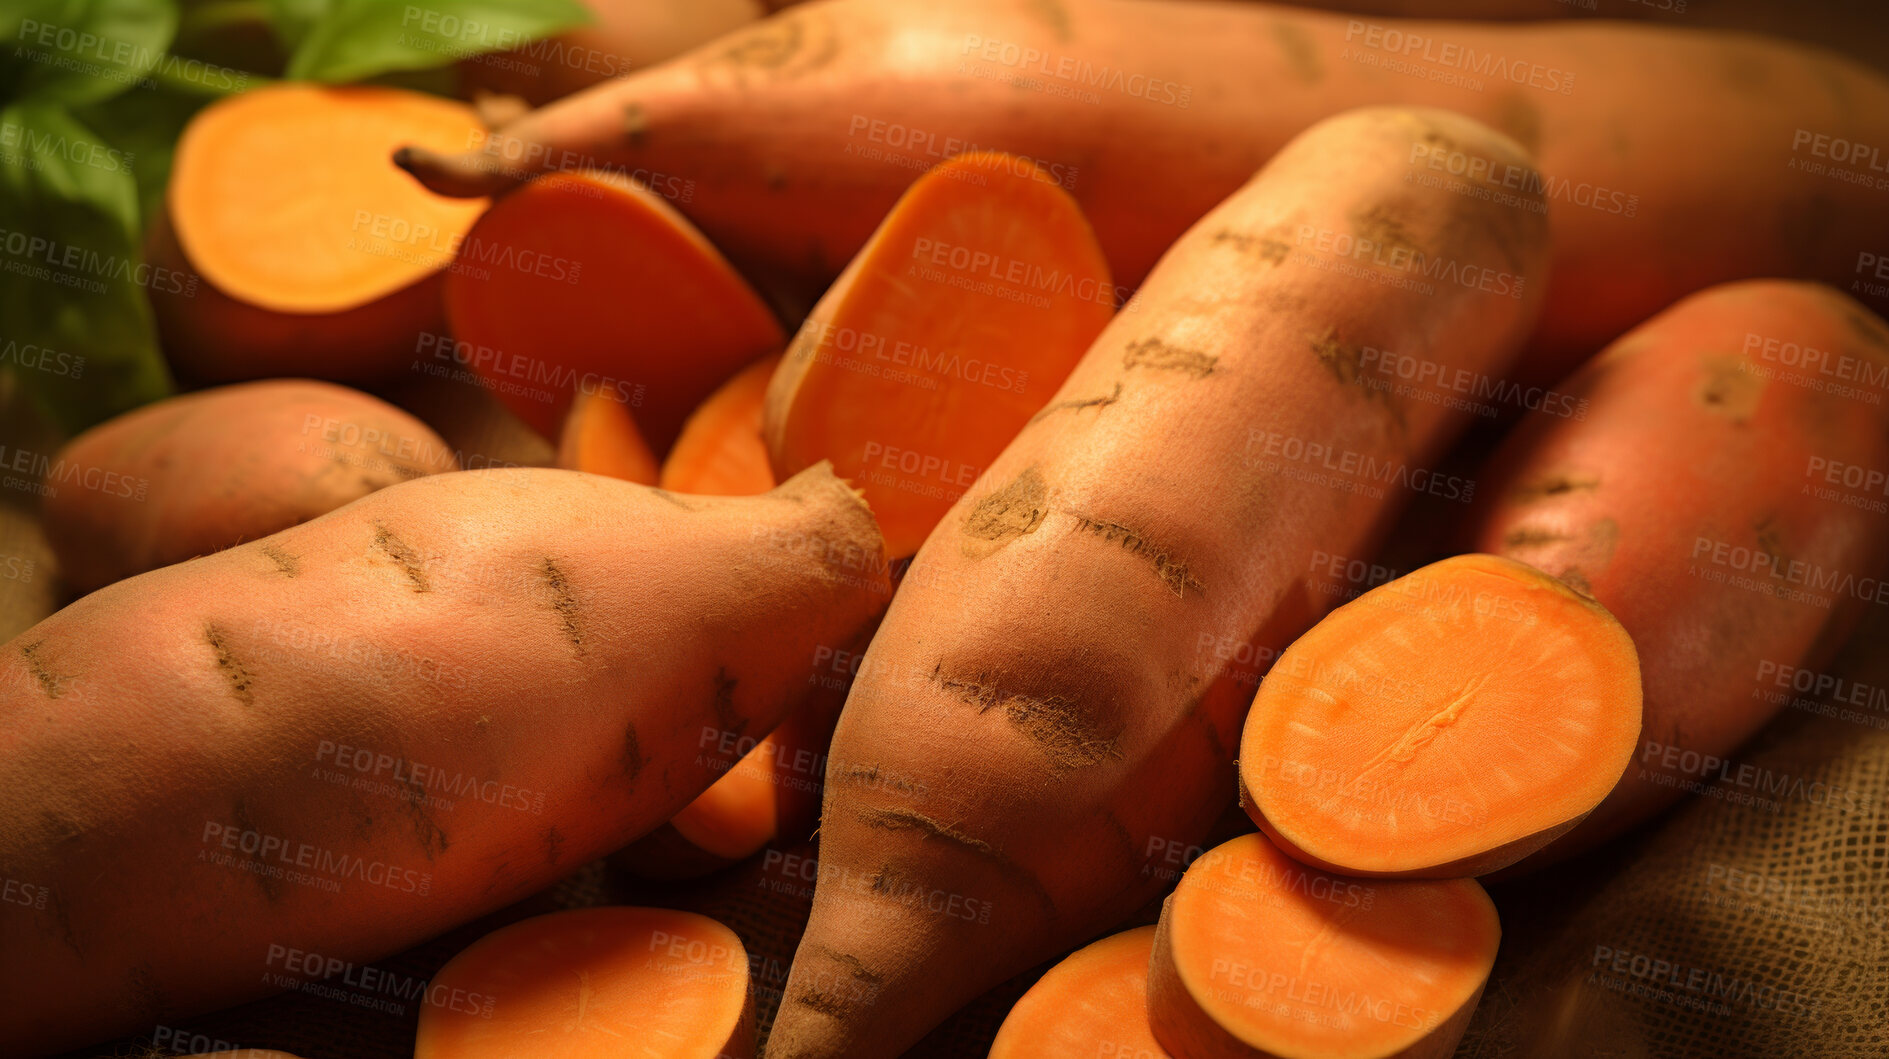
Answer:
xmin=392 ymin=143 xmax=519 ymax=199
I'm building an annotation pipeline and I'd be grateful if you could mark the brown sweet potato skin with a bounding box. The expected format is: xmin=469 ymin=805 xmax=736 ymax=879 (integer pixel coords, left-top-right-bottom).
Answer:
xmin=1471 ymin=280 xmax=1889 ymax=867
xmin=768 ymin=106 xmax=1548 ymax=1059
xmin=42 ymin=380 xmax=459 ymax=593
xmin=402 ymin=0 xmax=1889 ymax=382
xmin=0 ymin=465 xmax=887 ymax=1056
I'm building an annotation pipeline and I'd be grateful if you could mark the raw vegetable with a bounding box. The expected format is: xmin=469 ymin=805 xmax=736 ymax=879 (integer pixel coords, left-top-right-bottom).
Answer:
xmin=444 ymin=169 xmax=784 ymax=450
xmin=396 ymin=0 xmax=1889 ymax=380
xmin=989 ymin=926 xmax=1169 ymax=1059
xmin=1239 ymin=554 xmax=1643 ymax=877
xmin=764 ymin=150 xmax=1115 ymax=557
xmin=769 ymin=106 xmax=1548 ymax=1058
xmin=557 ymin=388 xmax=661 ymax=484
xmin=1469 ymin=280 xmax=1889 ymax=865
xmin=152 ymin=85 xmax=488 ymax=383
xmin=42 ymin=380 xmax=459 ymax=593
xmin=0 ymin=463 xmax=887 ymax=1055
xmin=663 ymin=354 xmax=782 ymax=496
xmin=1148 ymin=833 xmax=1499 ymax=1059
xmin=415 ymin=907 xmax=754 ymax=1058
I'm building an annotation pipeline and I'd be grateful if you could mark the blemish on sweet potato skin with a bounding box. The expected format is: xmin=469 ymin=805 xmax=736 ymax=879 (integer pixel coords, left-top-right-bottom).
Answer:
xmin=1123 ymin=337 xmax=1217 ymax=378
xmin=204 ymin=624 xmax=255 ymax=706
xmin=1029 ymin=383 xmax=1121 ymax=424
xmin=961 ymin=466 xmax=1049 ymax=549
xmin=929 ymin=662 xmax=1124 ymax=772
xmin=538 ymin=557 xmax=584 ymax=654
xmin=372 ymin=523 xmax=431 ymax=592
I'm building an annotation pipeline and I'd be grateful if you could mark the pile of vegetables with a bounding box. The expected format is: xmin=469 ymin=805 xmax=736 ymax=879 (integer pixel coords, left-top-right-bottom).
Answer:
xmin=2 ymin=1 xmax=1885 ymax=1057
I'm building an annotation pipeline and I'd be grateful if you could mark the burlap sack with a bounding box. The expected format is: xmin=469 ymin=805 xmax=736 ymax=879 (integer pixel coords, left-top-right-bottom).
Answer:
xmin=1456 ymin=609 xmax=1889 ymax=1059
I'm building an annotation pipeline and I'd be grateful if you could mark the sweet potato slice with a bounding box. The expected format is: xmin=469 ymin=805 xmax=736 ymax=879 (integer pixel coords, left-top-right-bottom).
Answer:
xmin=661 ymin=353 xmax=780 ymax=496
xmin=991 ymin=926 xmax=1170 ymax=1059
xmin=1240 ymin=554 xmax=1642 ymax=877
xmin=1149 ymin=833 xmax=1499 ymax=1059
xmin=764 ymin=150 xmax=1114 ymax=557
xmin=556 ymin=388 xmax=659 ymax=484
xmin=415 ymin=907 xmax=754 ymax=1058
xmin=445 ymin=170 xmax=783 ymax=450
xmin=158 ymin=84 xmax=487 ymax=381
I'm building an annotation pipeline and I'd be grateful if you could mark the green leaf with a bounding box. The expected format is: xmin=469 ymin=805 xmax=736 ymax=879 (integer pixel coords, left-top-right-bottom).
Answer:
xmin=258 ymin=0 xmax=327 ymax=54
xmin=0 ymin=101 xmax=173 ymax=434
xmin=1 ymin=0 xmax=182 ymax=107
xmin=286 ymin=0 xmax=590 ymax=83
xmin=73 ymin=86 xmax=209 ymax=228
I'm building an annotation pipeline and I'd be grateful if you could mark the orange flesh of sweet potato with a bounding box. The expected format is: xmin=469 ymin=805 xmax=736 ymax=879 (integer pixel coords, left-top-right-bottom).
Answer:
xmin=415 ymin=907 xmax=754 ymax=1058
xmin=1148 ymin=833 xmax=1499 ymax=1059
xmin=1239 ymin=554 xmax=1643 ymax=878
xmin=661 ymin=353 xmax=781 ymax=496
xmin=557 ymin=388 xmax=660 ymax=484
xmin=990 ymin=925 xmax=1170 ymax=1059
xmin=765 ymin=150 xmax=1115 ymax=558
xmin=445 ymin=169 xmax=783 ymax=449
xmin=1468 ymin=279 xmax=1889 ymax=868
xmin=172 ymin=85 xmax=486 ymax=315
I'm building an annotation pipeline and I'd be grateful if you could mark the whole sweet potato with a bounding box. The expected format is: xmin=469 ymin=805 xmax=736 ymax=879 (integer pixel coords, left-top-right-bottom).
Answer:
xmin=43 ymin=380 xmax=459 ymax=592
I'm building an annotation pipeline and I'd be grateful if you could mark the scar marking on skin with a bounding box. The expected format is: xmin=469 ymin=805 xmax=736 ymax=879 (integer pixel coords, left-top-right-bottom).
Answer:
xmin=930 ymin=664 xmax=1122 ymax=772
xmin=20 ymin=642 xmax=62 ymax=698
xmin=260 ymin=545 xmax=300 ymax=577
xmin=373 ymin=523 xmax=430 ymax=592
xmin=1511 ymin=474 xmax=1599 ymax=502
xmin=622 ymin=723 xmax=646 ymax=784
xmin=204 ymin=624 xmax=254 ymax=706
xmin=1504 ymin=527 xmax=1573 ymax=549
xmin=962 ymin=466 xmax=1049 ymax=546
xmin=649 ymin=488 xmax=699 ymax=511
xmin=1071 ymin=514 xmax=1205 ymax=599
xmin=539 ymin=558 xmax=585 ymax=654
xmin=1212 ymin=228 xmax=1292 ymax=264
xmin=1123 ymin=337 xmax=1216 ymax=378
xmin=1271 ymin=20 xmax=1323 ymax=83
xmin=1029 ymin=383 xmax=1121 ymax=424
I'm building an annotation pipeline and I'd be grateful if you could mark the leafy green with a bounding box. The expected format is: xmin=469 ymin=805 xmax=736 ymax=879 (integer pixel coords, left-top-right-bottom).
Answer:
xmin=3 ymin=0 xmax=182 ymax=106
xmin=74 ymin=85 xmax=209 ymax=226
xmin=0 ymin=101 xmax=173 ymax=433
xmin=285 ymin=0 xmax=589 ymax=83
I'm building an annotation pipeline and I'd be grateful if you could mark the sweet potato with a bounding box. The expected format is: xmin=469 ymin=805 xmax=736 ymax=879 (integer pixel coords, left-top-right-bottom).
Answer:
xmin=764 ymin=150 xmax=1115 ymax=557
xmin=663 ymin=353 xmax=781 ymax=496
xmin=444 ymin=169 xmax=784 ymax=449
xmin=459 ymin=0 xmax=766 ymax=105
xmin=1468 ymin=279 xmax=1889 ymax=866
xmin=1239 ymin=554 xmax=1643 ymax=878
xmin=41 ymin=380 xmax=459 ymax=593
xmin=1147 ymin=833 xmax=1499 ymax=1059
xmin=557 ymin=387 xmax=661 ymax=484
xmin=397 ymin=0 xmax=1889 ymax=380
xmin=415 ymin=906 xmax=755 ymax=1058
xmin=768 ymin=105 xmax=1548 ymax=1058
xmin=153 ymin=85 xmax=488 ymax=383
xmin=619 ymin=363 xmax=848 ymax=878
xmin=0 ymin=464 xmax=887 ymax=1055
xmin=989 ymin=925 xmax=1168 ymax=1059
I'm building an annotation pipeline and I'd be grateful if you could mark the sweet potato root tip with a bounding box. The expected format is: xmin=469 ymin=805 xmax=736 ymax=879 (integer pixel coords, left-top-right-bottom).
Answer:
xmin=415 ymin=907 xmax=755 ymax=1058
xmin=1149 ymin=833 xmax=1499 ymax=1059
xmin=764 ymin=150 xmax=1114 ymax=558
xmin=1240 ymin=554 xmax=1643 ymax=878
xmin=391 ymin=143 xmax=515 ymax=199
